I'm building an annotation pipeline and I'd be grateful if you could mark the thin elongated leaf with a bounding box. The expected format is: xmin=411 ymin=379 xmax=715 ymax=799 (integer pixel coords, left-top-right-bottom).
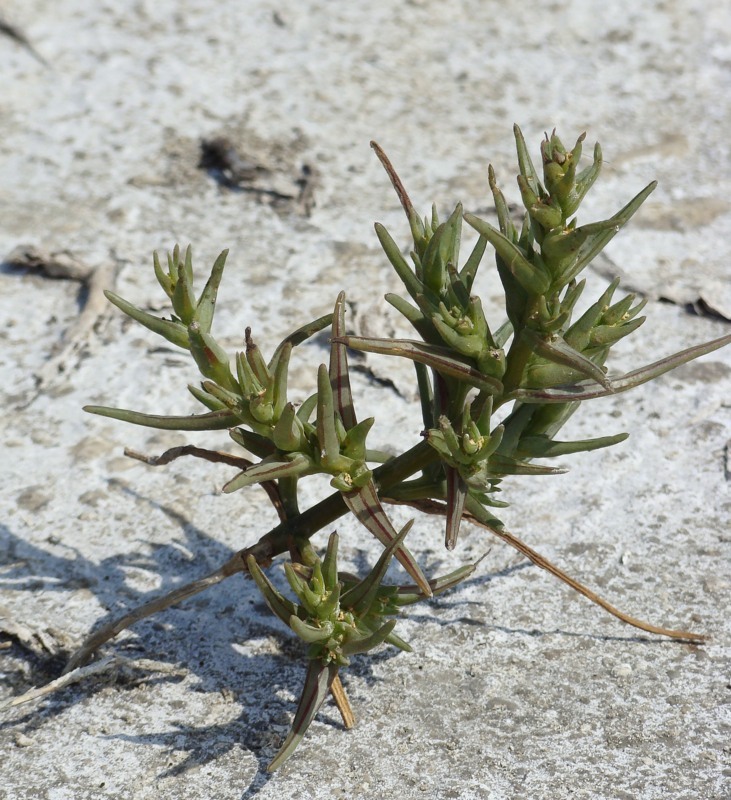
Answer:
xmin=588 ymin=316 xmax=645 ymax=347
xmin=337 ymin=336 xmax=503 ymax=395
xmin=488 ymin=455 xmax=567 ymax=476
xmin=153 ymin=251 xmax=174 ymax=298
xmin=557 ymin=182 xmax=657 ymax=285
xmin=445 ymin=467 xmax=467 ymax=551
xmin=268 ymin=341 xmax=292 ymax=420
xmin=517 ymin=432 xmax=628 ymax=458
xmin=395 ymin=561 xmax=481 ymax=605
xmin=246 ymin=555 xmax=300 ymax=626
xmin=171 ymin=246 xmax=196 ymax=324
xmin=340 ymin=520 xmax=413 ymax=613
xmin=567 ymin=141 xmax=603 ymax=216
xmin=289 ymin=615 xmax=335 ymax=643
xmin=464 ymin=214 xmax=551 ymax=295
xmin=270 ymin=312 xmax=334 ymax=364
xmin=375 ymin=223 xmax=425 ymax=302
xmin=104 ymin=291 xmax=189 ymax=349
xmin=84 ymin=405 xmax=238 ymax=431
xmin=384 ymin=293 xmax=434 ymax=342
xmin=341 ymin=620 xmax=398 ymax=656
xmin=513 ymin=124 xmax=543 ymax=197
xmin=317 ymin=363 xmax=341 ymax=464
xmin=342 ymin=480 xmax=432 ymax=597
xmin=188 ymin=322 xmax=237 ymax=391
xmin=459 ymin=234 xmax=487 ymax=293
xmin=245 ymin=328 xmax=270 ymax=386
xmin=493 ymin=319 xmax=513 ymax=348
xmin=523 ymin=328 xmax=610 ymax=389
xmin=271 ymin=402 xmax=306 ymax=452
xmin=511 ymin=332 xmax=731 ymax=403
xmin=229 ymin=427 xmax=277 ymax=458
xmin=320 ymin=532 xmax=340 ymax=592
xmin=284 ymin=563 xmax=322 ymax=614
xmin=488 ymin=165 xmax=518 ymax=241
xmin=222 ymin=453 xmax=313 ymax=493
xmin=188 ymin=383 xmax=227 ymax=412
xmin=384 ymin=630 xmax=413 ymax=652
xmin=194 ymin=249 xmax=228 ymax=333
xmin=267 ymin=661 xmax=339 ymax=772
xmin=329 ymin=292 xmax=357 ymax=430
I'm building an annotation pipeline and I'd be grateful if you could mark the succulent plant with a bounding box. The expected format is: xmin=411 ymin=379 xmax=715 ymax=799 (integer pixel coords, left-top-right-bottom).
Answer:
xmin=58 ymin=127 xmax=729 ymax=770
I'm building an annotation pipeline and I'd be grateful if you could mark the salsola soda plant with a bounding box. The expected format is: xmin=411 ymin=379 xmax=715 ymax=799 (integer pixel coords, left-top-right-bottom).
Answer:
xmin=63 ymin=127 xmax=729 ymax=770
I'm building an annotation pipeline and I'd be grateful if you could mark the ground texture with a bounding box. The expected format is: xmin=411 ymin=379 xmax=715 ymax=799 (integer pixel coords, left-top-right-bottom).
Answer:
xmin=1 ymin=2 xmax=729 ymax=798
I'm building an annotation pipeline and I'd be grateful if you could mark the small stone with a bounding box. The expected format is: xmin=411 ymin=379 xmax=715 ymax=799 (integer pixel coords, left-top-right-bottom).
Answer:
xmin=612 ymin=663 xmax=633 ymax=678
xmin=14 ymin=732 xmax=35 ymax=747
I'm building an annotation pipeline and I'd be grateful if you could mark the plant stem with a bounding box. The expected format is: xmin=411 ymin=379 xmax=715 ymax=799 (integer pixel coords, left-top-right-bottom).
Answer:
xmin=65 ymin=440 xmax=440 ymax=670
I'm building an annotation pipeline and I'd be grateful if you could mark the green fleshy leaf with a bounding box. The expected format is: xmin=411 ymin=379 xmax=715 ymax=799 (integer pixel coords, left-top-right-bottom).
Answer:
xmin=228 ymin=427 xmax=277 ymax=458
xmin=516 ymin=432 xmax=628 ymax=458
xmin=552 ymin=181 xmax=657 ymax=286
xmin=268 ymin=341 xmax=292 ymax=420
xmin=487 ymin=165 xmax=518 ymax=241
xmin=321 ymin=532 xmax=340 ymax=593
xmin=152 ymin=250 xmax=174 ymax=298
xmin=171 ymin=245 xmax=197 ymax=325
xmin=375 ymin=223 xmax=425 ymax=303
xmin=383 ymin=630 xmax=413 ymax=652
xmin=284 ymin=562 xmax=322 ymax=614
xmin=338 ymin=335 xmax=503 ymax=395
xmin=246 ymin=555 xmax=300 ymax=626
xmin=222 ymin=453 xmax=313 ymax=493
xmin=104 ymin=291 xmax=189 ymax=349
xmin=329 ymin=292 xmax=357 ymax=430
xmin=588 ymin=316 xmax=645 ymax=348
xmin=511 ymin=332 xmax=731 ymax=403
xmin=513 ymin=124 xmax=543 ymax=198
xmin=384 ymin=293 xmax=434 ymax=342
xmin=444 ymin=467 xmax=467 ymax=551
xmin=194 ymin=249 xmax=228 ymax=334
xmin=270 ymin=313 xmax=334 ymax=365
xmin=464 ymin=214 xmax=551 ymax=295
xmin=564 ymin=279 xmax=619 ymax=351
xmin=459 ymin=234 xmax=487 ymax=293
xmin=289 ymin=615 xmax=335 ymax=643
xmin=488 ymin=455 xmax=567 ymax=476
xmin=421 ymin=205 xmax=462 ymax=295
xmin=340 ymin=520 xmax=413 ymax=614
xmin=188 ymin=383 xmax=228 ymax=412
xmin=83 ymin=405 xmax=238 ymax=431
xmin=395 ymin=561 xmax=480 ymax=605
xmin=272 ymin=402 xmax=307 ymax=452
xmin=245 ymin=328 xmax=271 ymax=386
xmin=566 ymin=141 xmax=603 ymax=217
xmin=188 ymin=322 xmax=237 ymax=391
xmin=523 ymin=329 xmax=610 ymax=388
xmin=296 ymin=393 xmax=319 ymax=424
xmin=316 ymin=363 xmax=343 ymax=467
xmin=341 ymin=620 xmax=397 ymax=656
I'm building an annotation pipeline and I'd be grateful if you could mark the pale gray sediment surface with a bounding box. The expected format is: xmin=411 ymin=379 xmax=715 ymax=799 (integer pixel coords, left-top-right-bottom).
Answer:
xmin=1 ymin=2 xmax=729 ymax=798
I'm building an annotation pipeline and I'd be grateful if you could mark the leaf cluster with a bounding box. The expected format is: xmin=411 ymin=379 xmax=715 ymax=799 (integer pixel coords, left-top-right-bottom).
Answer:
xmin=80 ymin=127 xmax=730 ymax=770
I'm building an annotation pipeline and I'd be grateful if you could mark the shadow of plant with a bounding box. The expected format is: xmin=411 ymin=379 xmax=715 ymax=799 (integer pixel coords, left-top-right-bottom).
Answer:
xmin=0 ymin=483 xmax=521 ymax=794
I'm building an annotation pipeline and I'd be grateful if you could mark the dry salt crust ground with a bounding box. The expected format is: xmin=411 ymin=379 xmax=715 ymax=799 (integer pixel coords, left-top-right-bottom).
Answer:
xmin=1 ymin=1 xmax=730 ymax=799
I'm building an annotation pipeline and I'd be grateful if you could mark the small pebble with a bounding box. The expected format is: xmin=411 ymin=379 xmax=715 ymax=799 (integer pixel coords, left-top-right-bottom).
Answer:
xmin=14 ymin=732 xmax=35 ymax=747
xmin=612 ymin=663 xmax=633 ymax=678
